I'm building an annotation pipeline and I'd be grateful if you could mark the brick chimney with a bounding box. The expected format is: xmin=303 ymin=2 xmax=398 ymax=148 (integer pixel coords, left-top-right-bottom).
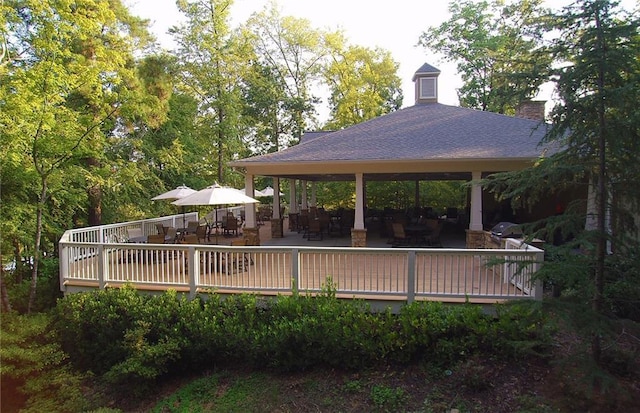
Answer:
xmin=515 ymin=101 xmax=546 ymax=121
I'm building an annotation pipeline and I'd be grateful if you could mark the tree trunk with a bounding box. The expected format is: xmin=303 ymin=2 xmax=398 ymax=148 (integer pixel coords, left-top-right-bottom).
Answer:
xmin=11 ymin=238 xmax=23 ymax=284
xmin=87 ymin=156 xmax=102 ymax=226
xmin=0 ymin=253 xmax=12 ymax=312
xmin=592 ymin=6 xmax=608 ymax=365
xmin=88 ymin=184 xmax=103 ymax=226
xmin=28 ymin=177 xmax=47 ymax=314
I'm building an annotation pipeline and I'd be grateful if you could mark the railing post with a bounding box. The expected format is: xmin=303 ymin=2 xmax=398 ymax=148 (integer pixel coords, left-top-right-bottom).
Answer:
xmin=98 ymin=244 xmax=106 ymax=289
xmin=188 ymin=246 xmax=198 ymax=299
xmin=407 ymin=250 xmax=416 ymax=303
xmin=291 ymin=248 xmax=299 ymax=294
xmin=59 ymin=241 xmax=69 ymax=293
xmin=533 ymin=250 xmax=544 ymax=300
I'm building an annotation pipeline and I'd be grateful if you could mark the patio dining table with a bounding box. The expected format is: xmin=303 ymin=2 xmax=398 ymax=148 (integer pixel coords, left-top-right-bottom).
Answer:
xmin=404 ymin=224 xmax=431 ymax=245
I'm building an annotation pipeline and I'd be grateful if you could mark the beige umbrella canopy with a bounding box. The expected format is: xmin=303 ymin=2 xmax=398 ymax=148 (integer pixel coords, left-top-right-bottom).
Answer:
xmin=172 ymin=184 xmax=259 ymax=207
xmin=151 ymin=184 xmax=197 ymax=201
xmin=240 ymin=187 xmax=267 ymax=197
xmin=152 ymin=185 xmax=197 ymax=228
xmin=260 ymin=186 xmax=284 ymax=197
xmin=172 ymin=184 xmax=260 ymax=243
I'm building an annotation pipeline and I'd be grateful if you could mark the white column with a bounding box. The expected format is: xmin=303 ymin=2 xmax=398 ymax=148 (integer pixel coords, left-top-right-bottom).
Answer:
xmin=289 ymin=179 xmax=297 ymax=213
xmin=301 ymin=180 xmax=308 ymax=210
xmin=469 ymin=171 xmax=483 ymax=231
xmin=354 ymin=173 xmax=365 ymax=230
xmin=244 ymin=174 xmax=257 ymax=228
xmin=273 ymin=177 xmax=281 ymax=219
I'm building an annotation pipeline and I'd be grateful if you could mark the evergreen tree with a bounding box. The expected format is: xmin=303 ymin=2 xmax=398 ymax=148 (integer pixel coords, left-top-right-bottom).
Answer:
xmin=484 ymin=0 xmax=640 ymax=367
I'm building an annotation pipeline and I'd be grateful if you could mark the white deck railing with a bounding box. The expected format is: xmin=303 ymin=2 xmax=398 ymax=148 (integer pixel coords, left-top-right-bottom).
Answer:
xmin=59 ymin=215 xmax=544 ymax=303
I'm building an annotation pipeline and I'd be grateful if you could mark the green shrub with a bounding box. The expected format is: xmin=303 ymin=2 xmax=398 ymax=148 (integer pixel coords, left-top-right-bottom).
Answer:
xmin=4 ymin=257 xmax=62 ymax=313
xmin=370 ymin=384 xmax=408 ymax=412
xmin=0 ymin=312 xmax=89 ymax=412
xmin=51 ymin=287 xmax=552 ymax=387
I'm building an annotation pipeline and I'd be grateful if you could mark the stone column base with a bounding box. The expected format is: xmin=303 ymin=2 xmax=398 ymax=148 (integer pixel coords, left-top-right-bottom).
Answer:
xmin=270 ymin=218 xmax=283 ymax=238
xmin=243 ymin=227 xmax=260 ymax=246
xmin=351 ymin=228 xmax=367 ymax=248
xmin=466 ymin=229 xmax=485 ymax=249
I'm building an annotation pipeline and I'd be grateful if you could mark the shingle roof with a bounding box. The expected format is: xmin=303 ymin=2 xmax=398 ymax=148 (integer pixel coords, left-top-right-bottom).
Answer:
xmin=234 ymin=103 xmax=550 ymax=165
xmin=412 ymin=63 xmax=441 ymax=80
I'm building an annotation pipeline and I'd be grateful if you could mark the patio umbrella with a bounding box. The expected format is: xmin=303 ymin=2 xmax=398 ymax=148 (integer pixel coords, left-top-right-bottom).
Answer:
xmin=239 ymin=187 xmax=267 ymax=197
xmin=173 ymin=184 xmax=259 ymax=243
xmin=151 ymin=184 xmax=197 ymax=201
xmin=260 ymin=186 xmax=284 ymax=197
xmin=152 ymin=185 xmax=197 ymax=228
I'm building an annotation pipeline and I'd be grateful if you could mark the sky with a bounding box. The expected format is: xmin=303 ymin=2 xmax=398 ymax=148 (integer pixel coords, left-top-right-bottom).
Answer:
xmin=126 ymin=0 xmax=638 ymax=113
xmin=126 ymin=0 xmax=462 ymax=109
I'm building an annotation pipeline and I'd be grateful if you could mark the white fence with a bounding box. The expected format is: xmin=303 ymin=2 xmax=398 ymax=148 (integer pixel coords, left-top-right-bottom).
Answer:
xmin=59 ymin=215 xmax=544 ymax=303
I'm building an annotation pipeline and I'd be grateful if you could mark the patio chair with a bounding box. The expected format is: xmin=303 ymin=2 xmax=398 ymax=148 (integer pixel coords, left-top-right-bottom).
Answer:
xmin=230 ymin=238 xmax=252 ymax=269
xmin=195 ymin=225 xmax=209 ymax=243
xmin=185 ymin=221 xmax=200 ymax=234
xmin=307 ymin=218 xmax=323 ymax=241
xmin=425 ymin=221 xmax=444 ymax=247
xmin=223 ymin=216 xmax=239 ymax=237
xmin=165 ymin=227 xmax=178 ymax=243
xmin=155 ymin=223 xmax=167 ymax=235
xmin=288 ymin=213 xmax=299 ymax=231
xmin=298 ymin=213 xmax=309 ymax=235
xmin=391 ymin=223 xmax=411 ymax=247
xmin=127 ymin=227 xmax=143 ymax=240
xmin=318 ymin=213 xmax=331 ymax=236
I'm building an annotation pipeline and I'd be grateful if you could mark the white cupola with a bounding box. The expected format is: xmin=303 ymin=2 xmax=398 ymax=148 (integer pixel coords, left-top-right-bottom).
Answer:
xmin=412 ymin=63 xmax=441 ymax=104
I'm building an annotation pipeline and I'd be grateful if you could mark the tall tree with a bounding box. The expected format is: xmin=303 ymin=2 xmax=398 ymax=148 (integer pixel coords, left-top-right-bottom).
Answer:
xmin=323 ymin=32 xmax=403 ymax=129
xmin=241 ymin=60 xmax=291 ymax=154
xmin=1 ymin=0 xmax=156 ymax=312
xmin=546 ymin=0 xmax=640 ymax=362
xmin=245 ymin=2 xmax=327 ymax=145
xmin=170 ymin=0 xmax=250 ymax=184
xmin=419 ymin=0 xmax=552 ymax=113
xmin=483 ymin=0 xmax=640 ymax=366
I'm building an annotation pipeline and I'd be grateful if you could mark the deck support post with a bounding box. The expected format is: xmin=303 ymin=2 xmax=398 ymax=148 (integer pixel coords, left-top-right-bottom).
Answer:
xmin=98 ymin=244 xmax=106 ymax=289
xmin=407 ymin=251 xmax=416 ymax=303
xmin=188 ymin=246 xmax=198 ymax=299
xmin=291 ymin=248 xmax=299 ymax=294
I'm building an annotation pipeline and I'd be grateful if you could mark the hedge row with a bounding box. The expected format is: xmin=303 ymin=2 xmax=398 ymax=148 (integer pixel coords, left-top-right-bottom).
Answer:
xmin=51 ymin=285 xmax=551 ymax=386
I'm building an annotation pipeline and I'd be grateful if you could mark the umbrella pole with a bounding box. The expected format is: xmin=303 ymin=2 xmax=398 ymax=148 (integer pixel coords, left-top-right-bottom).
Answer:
xmin=214 ymin=208 xmax=219 ymax=245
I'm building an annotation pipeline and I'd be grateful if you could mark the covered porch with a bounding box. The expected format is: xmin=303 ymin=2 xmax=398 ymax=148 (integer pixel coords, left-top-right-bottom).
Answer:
xmin=230 ymin=64 xmax=552 ymax=250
